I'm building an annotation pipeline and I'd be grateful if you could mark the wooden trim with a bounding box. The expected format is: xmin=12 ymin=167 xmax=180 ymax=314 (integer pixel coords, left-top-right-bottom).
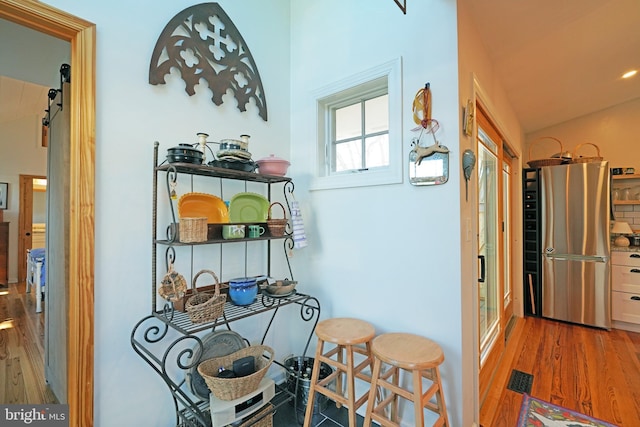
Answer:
xmin=0 ymin=2 xmax=96 ymax=427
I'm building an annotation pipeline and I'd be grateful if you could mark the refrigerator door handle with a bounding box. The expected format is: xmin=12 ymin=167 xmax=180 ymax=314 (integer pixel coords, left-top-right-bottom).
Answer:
xmin=478 ymin=255 xmax=485 ymax=283
xmin=544 ymin=254 xmax=608 ymax=263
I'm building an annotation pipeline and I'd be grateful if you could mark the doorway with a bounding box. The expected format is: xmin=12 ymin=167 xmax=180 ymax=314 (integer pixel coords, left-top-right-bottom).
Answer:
xmin=0 ymin=2 xmax=96 ymax=426
xmin=18 ymin=175 xmax=46 ymax=283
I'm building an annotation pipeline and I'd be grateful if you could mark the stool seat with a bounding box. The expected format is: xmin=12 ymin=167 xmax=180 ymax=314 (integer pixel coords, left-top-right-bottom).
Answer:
xmin=303 ymin=318 xmax=374 ymax=427
xmin=364 ymin=332 xmax=449 ymax=427
xmin=316 ymin=317 xmax=376 ymax=345
xmin=373 ymin=332 xmax=444 ymax=371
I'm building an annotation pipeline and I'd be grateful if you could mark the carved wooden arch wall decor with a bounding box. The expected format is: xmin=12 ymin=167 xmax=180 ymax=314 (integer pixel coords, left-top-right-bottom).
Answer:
xmin=149 ymin=3 xmax=268 ymax=121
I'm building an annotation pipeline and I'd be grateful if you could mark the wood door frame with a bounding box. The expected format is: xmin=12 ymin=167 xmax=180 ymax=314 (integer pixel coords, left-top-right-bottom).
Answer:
xmin=17 ymin=174 xmax=46 ymax=282
xmin=0 ymin=2 xmax=95 ymax=426
xmin=477 ymin=102 xmax=515 ymax=403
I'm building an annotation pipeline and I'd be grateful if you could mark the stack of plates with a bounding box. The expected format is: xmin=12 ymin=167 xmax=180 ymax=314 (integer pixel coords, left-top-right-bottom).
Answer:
xmin=210 ymin=138 xmax=256 ymax=172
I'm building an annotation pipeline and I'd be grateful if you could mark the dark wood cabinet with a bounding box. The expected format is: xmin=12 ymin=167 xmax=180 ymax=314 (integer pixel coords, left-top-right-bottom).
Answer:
xmin=0 ymin=222 xmax=8 ymax=285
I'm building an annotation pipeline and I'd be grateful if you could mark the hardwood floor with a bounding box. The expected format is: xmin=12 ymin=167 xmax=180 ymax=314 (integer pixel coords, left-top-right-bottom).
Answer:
xmin=4 ymin=279 xmax=638 ymax=424
xmin=481 ymin=316 xmax=640 ymax=427
xmin=0 ymin=281 xmax=57 ymax=404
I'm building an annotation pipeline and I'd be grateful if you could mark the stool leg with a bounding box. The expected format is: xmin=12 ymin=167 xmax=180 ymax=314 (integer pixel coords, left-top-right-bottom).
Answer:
xmin=303 ymin=339 xmax=325 ymax=427
xmin=363 ymin=357 xmax=382 ymax=426
xmin=433 ymin=367 xmax=449 ymax=426
xmin=389 ymin=366 xmax=400 ymax=423
xmin=412 ymin=369 xmax=424 ymax=426
xmin=346 ymin=344 xmax=357 ymax=427
xmin=335 ymin=344 xmax=343 ymax=409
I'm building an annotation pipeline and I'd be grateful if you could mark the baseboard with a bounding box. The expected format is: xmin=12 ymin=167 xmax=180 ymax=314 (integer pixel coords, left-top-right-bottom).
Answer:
xmin=612 ymin=320 xmax=640 ymax=333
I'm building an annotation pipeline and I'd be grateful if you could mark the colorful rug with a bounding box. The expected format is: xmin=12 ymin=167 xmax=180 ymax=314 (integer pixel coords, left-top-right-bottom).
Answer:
xmin=517 ymin=394 xmax=618 ymax=427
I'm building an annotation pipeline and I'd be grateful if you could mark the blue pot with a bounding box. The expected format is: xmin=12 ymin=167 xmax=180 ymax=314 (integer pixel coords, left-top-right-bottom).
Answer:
xmin=228 ymin=277 xmax=258 ymax=306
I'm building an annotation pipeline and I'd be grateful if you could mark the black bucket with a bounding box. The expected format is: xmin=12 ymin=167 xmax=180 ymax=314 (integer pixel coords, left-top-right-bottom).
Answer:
xmin=284 ymin=356 xmax=334 ymax=415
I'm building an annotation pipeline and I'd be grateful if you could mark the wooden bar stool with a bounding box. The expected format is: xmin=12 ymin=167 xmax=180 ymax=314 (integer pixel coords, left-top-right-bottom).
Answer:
xmin=303 ymin=317 xmax=375 ymax=427
xmin=363 ymin=332 xmax=449 ymax=427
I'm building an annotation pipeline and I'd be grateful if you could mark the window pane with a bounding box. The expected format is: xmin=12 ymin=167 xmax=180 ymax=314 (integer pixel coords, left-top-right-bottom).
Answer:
xmin=365 ymin=135 xmax=389 ymax=168
xmin=335 ymin=103 xmax=361 ymax=141
xmin=365 ymin=95 xmax=388 ymax=134
xmin=335 ymin=140 xmax=362 ymax=172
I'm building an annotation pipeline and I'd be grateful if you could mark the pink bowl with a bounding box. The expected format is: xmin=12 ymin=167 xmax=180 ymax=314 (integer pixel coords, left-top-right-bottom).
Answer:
xmin=256 ymin=154 xmax=290 ymax=176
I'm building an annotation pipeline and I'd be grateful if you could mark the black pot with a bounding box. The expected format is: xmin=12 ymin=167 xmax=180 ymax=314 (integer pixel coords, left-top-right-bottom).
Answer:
xmin=167 ymin=144 xmax=203 ymax=164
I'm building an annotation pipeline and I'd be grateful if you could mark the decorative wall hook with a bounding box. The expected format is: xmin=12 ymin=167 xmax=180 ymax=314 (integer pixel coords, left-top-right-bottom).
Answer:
xmin=149 ymin=3 xmax=268 ymax=121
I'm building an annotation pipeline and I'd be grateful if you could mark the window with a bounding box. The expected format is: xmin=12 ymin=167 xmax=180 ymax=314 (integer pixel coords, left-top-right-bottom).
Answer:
xmin=311 ymin=58 xmax=402 ymax=190
xmin=333 ymin=91 xmax=389 ymax=173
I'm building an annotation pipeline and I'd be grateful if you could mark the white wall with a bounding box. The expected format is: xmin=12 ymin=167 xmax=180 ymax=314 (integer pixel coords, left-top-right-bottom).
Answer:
xmin=42 ymin=1 xmax=291 ymax=425
xmin=527 ymin=97 xmax=640 ymax=170
xmin=290 ymin=1 xmax=465 ymax=425
xmin=0 ymin=114 xmax=48 ymax=282
xmin=7 ymin=0 xmax=534 ymax=425
xmin=0 ymin=18 xmax=70 ymax=87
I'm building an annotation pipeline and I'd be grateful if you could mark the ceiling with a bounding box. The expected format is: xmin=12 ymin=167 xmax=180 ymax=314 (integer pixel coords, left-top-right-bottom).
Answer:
xmin=462 ymin=0 xmax=640 ymax=133
xmin=0 ymin=75 xmax=48 ymax=124
xmin=2 ymin=1 xmax=639 ymax=134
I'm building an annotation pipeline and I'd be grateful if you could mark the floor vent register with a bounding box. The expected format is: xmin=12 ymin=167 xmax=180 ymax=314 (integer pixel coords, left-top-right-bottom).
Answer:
xmin=507 ymin=369 xmax=533 ymax=394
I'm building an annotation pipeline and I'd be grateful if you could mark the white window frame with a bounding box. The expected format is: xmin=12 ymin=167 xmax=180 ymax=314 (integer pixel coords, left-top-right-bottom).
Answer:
xmin=311 ymin=57 xmax=403 ymax=190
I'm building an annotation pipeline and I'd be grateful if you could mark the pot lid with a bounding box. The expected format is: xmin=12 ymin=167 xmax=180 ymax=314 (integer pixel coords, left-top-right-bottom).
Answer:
xmin=168 ymin=143 xmax=201 ymax=153
xmin=256 ymin=154 xmax=290 ymax=165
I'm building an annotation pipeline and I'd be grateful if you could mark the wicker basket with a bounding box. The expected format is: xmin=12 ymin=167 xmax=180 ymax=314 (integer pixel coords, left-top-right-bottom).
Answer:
xmin=239 ymin=403 xmax=273 ymax=427
xmin=158 ymin=265 xmax=187 ymax=303
xmin=266 ymin=202 xmax=288 ymax=237
xmin=197 ymin=345 xmax=274 ymax=401
xmin=179 ymin=217 xmax=208 ymax=243
xmin=185 ymin=270 xmax=226 ymax=324
xmin=527 ymin=136 xmax=566 ymax=168
xmin=571 ymin=142 xmax=603 ymax=163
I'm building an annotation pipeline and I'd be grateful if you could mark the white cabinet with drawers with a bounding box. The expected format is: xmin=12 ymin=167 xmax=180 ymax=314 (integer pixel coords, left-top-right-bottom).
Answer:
xmin=611 ymin=251 xmax=640 ymax=331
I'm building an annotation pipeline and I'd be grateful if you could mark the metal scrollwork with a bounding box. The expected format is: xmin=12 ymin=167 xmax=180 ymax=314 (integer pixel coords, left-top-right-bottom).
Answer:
xmin=166 ymin=165 xmax=178 ymax=242
xmin=149 ymin=3 xmax=268 ymax=121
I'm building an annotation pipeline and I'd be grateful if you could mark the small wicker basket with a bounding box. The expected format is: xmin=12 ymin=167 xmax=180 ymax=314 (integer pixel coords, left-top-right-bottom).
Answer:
xmin=158 ymin=265 xmax=187 ymax=303
xmin=571 ymin=142 xmax=603 ymax=163
xmin=185 ymin=269 xmax=226 ymax=324
xmin=239 ymin=403 xmax=273 ymax=427
xmin=197 ymin=345 xmax=274 ymax=401
xmin=527 ymin=136 xmax=566 ymax=168
xmin=179 ymin=217 xmax=208 ymax=243
xmin=266 ymin=202 xmax=288 ymax=237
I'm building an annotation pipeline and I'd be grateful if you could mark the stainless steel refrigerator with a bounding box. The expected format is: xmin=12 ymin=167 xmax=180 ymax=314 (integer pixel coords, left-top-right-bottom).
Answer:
xmin=540 ymin=161 xmax=611 ymax=329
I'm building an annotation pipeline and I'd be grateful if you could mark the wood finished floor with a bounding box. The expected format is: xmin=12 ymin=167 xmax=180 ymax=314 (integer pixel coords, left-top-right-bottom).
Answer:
xmin=0 ymin=281 xmax=57 ymax=404
xmin=481 ymin=316 xmax=640 ymax=427
xmin=3 ymin=280 xmax=639 ymax=425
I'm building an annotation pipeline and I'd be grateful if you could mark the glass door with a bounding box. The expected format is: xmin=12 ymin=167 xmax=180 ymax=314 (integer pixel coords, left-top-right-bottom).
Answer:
xmin=476 ymin=104 xmax=517 ymax=403
xmin=477 ymin=134 xmax=499 ymax=361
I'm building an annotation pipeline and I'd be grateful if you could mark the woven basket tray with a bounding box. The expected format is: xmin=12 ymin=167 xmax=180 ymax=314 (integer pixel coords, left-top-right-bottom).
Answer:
xmin=185 ymin=269 xmax=226 ymax=324
xmin=527 ymin=136 xmax=566 ymax=168
xmin=571 ymin=142 xmax=603 ymax=163
xmin=266 ymin=202 xmax=288 ymax=237
xmin=197 ymin=345 xmax=274 ymax=401
xmin=157 ymin=265 xmax=187 ymax=303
